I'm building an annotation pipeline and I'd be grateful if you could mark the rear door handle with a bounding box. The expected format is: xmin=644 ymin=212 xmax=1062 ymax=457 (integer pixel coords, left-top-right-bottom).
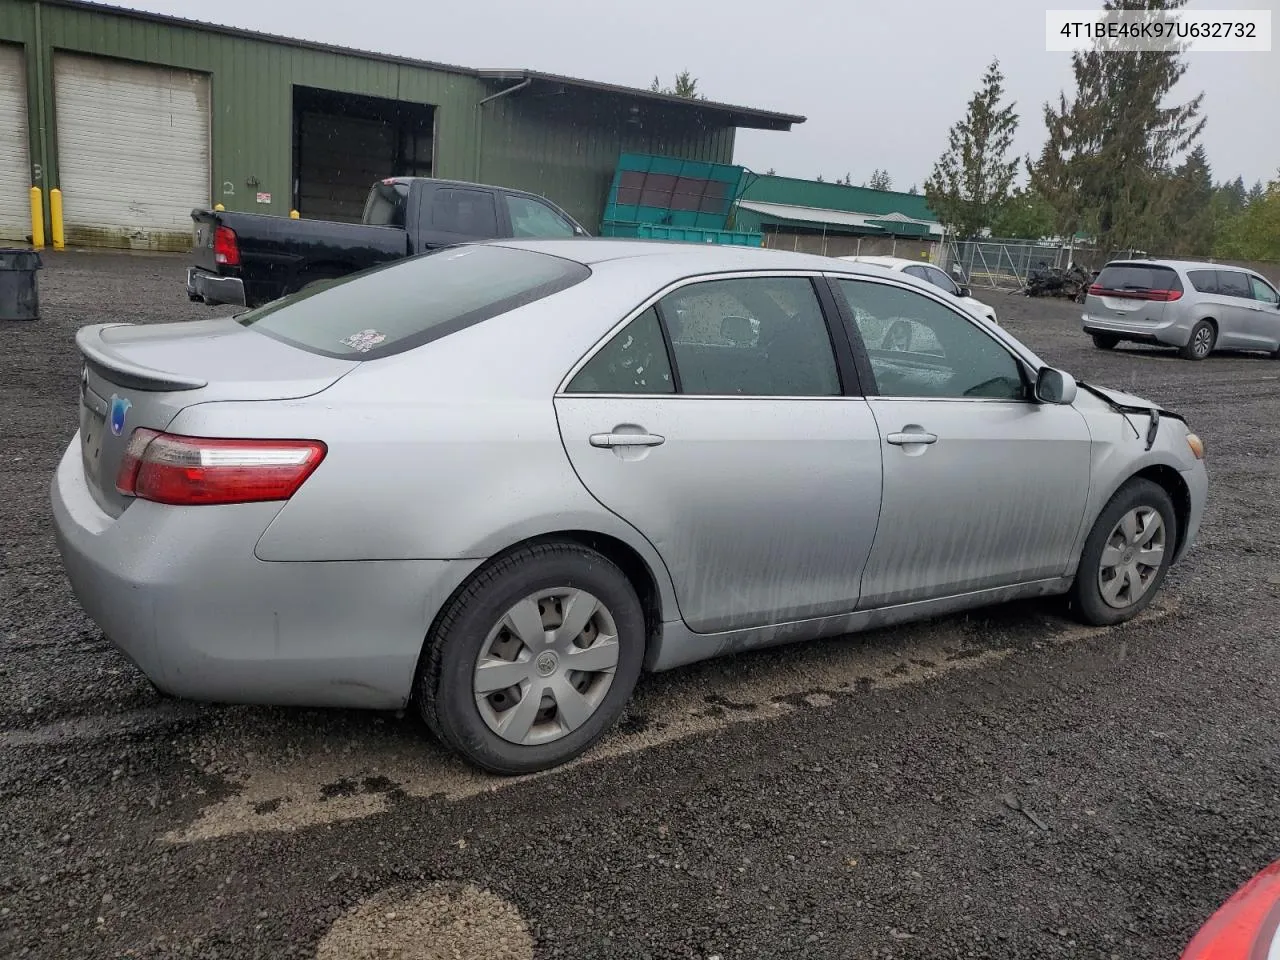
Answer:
xmin=590 ymin=432 xmax=665 ymax=449
xmin=886 ymin=431 xmax=938 ymax=446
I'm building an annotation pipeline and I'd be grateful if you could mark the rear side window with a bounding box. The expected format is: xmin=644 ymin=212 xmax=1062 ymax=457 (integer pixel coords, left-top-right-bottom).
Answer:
xmin=565 ymin=308 xmax=674 ymax=394
xmin=1217 ymin=270 xmax=1252 ymax=298
xmin=362 ymin=181 xmax=408 ymax=227
xmin=1187 ymin=270 xmax=1219 ymax=294
xmin=431 ymin=188 xmax=499 ymax=236
xmin=237 ymin=246 xmax=590 ymax=360
xmin=1095 ymin=264 xmax=1183 ymax=294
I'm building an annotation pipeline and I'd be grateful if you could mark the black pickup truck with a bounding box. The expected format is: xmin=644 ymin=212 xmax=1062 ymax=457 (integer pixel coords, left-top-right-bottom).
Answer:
xmin=187 ymin=177 xmax=589 ymax=308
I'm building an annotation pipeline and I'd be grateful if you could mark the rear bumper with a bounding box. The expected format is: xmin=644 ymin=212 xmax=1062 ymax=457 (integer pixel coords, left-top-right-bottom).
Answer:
xmin=50 ymin=439 xmax=481 ymax=709
xmin=186 ymin=266 xmax=246 ymax=307
xmin=1081 ymin=311 xmax=1189 ymax=347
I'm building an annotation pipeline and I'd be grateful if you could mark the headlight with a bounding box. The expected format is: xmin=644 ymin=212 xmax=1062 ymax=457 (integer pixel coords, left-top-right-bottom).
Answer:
xmin=1186 ymin=433 xmax=1205 ymax=459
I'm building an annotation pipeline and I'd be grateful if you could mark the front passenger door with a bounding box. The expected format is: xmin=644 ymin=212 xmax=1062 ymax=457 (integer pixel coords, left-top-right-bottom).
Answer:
xmin=832 ymin=277 xmax=1092 ymax=607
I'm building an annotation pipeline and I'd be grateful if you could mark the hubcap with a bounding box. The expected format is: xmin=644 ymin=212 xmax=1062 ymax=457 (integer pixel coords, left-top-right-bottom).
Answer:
xmin=473 ymin=588 xmax=620 ymax=746
xmin=1194 ymin=327 xmax=1212 ymax=356
xmin=1097 ymin=507 xmax=1167 ymax=609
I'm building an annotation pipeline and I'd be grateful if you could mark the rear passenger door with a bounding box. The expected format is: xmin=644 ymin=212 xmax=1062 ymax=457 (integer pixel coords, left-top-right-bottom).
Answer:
xmin=554 ymin=273 xmax=885 ymax=633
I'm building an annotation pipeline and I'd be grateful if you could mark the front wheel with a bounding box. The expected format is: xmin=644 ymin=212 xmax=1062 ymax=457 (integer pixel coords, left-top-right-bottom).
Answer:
xmin=1179 ymin=320 xmax=1216 ymax=360
xmin=1070 ymin=479 xmax=1177 ymax=626
xmin=417 ymin=542 xmax=646 ymax=774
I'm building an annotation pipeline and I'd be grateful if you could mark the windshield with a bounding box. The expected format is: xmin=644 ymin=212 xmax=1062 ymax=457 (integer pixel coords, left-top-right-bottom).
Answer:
xmin=236 ymin=245 xmax=590 ymax=360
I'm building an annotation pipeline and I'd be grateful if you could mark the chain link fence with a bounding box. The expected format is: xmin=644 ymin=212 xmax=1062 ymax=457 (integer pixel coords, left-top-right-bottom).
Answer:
xmin=936 ymin=238 xmax=1105 ymax=291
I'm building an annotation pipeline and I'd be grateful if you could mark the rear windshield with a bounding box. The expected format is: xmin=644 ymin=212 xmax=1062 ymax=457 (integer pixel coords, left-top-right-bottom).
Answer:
xmin=1095 ymin=263 xmax=1183 ymax=293
xmin=236 ymin=245 xmax=590 ymax=360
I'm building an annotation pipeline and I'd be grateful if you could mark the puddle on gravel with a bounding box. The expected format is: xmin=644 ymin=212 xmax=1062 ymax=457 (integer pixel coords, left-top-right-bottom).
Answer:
xmin=315 ymin=883 xmax=532 ymax=960
xmin=163 ymin=602 xmax=1175 ymax=843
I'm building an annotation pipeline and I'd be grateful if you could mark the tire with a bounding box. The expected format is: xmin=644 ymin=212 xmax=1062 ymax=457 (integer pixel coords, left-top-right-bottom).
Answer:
xmin=1179 ymin=320 xmax=1216 ymax=360
xmin=1070 ymin=478 xmax=1177 ymax=627
xmin=417 ymin=542 xmax=646 ymax=775
xmin=1091 ymin=333 xmax=1119 ymax=351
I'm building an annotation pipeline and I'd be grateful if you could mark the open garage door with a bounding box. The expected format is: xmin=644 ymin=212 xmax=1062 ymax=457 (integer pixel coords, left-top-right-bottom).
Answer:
xmin=293 ymin=86 xmax=433 ymax=223
xmin=53 ymin=53 xmax=209 ymax=250
xmin=0 ymin=44 xmax=31 ymax=243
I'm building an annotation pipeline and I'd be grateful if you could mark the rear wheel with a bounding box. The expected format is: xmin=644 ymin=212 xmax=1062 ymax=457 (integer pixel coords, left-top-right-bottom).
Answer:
xmin=1091 ymin=333 xmax=1119 ymax=351
xmin=417 ymin=542 xmax=645 ymax=774
xmin=1180 ymin=320 xmax=1216 ymax=360
xmin=1070 ymin=479 xmax=1177 ymax=626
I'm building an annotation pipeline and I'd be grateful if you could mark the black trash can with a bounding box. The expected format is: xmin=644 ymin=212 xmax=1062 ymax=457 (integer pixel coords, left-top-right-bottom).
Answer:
xmin=0 ymin=248 xmax=43 ymax=321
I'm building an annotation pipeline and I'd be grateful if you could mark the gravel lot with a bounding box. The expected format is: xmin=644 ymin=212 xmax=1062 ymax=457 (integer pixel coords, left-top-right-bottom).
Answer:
xmin=2 ymin=250 xmax=1278 ymax=959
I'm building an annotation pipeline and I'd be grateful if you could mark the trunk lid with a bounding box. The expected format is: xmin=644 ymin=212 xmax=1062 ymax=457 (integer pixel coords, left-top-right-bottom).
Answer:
xmin=76 ymin=318 xmax=357 ymax=516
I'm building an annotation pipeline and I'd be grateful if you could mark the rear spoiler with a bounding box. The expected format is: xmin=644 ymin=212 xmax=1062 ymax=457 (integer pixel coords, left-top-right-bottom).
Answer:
xmin=76 ymin=324 xmax=208 ymax=392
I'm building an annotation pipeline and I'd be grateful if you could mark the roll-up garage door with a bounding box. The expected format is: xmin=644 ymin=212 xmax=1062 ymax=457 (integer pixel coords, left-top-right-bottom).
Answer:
xmin=53 ymin=53 xmax=209 ymax=250
xmin=0 ymin=44 xmax=31 ymax=242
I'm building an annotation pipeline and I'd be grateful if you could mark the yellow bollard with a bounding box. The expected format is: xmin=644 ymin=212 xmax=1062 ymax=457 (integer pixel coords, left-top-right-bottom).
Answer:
xmin=213 ymin=202 xmax=225 ymax=212
xmin=289 ymin=209 xmax=300 ymax=219
xmin=50 ymin=188 xmax=65 ymax=251
xmin=29 ymin=186 xmax=44 ymax=250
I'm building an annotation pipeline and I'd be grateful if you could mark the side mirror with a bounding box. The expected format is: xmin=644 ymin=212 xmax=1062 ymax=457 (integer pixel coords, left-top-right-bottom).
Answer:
xmin=957 ymin=285 xmax=972 ymax=298
xmin=1035 ymin=367 xmax=1077 ymax=405
xmin=720 ymin=315 xmax=755 ymax=345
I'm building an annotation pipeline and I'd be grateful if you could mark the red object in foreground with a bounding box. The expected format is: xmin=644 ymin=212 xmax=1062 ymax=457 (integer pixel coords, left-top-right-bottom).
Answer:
xmin=115 ymin=430 xmax=326 ymax=506
xmin=1181 ymin=860 xmax=1280 ymax=959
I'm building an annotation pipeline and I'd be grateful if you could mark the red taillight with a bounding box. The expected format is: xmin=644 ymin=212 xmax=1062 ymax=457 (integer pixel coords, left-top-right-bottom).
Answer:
xmin=114 ymin=431 xmax=326 ymax=506
xmin=213 ymin=225 xmax=240 ymax=266
xmin=1089 ymin=284 xmax=1182 ymax=302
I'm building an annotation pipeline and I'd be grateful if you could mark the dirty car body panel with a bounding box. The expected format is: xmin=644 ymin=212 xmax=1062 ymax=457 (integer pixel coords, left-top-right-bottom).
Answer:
xmin=53 ymin=239 xmax=1207 ymax=714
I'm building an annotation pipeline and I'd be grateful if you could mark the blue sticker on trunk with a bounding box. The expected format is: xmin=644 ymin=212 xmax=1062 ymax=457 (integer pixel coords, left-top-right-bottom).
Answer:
xmin=109 ymin=394 xmax=132 ymax=436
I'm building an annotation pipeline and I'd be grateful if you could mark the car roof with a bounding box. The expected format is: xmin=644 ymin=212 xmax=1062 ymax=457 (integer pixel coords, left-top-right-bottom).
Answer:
xmin=1105 ymin=258 xmax=1259 ymax=274
xmin=839 ymin=255 xmax=916 ymax=269
xmin=485 ymin=237 xmax=903 ymax=274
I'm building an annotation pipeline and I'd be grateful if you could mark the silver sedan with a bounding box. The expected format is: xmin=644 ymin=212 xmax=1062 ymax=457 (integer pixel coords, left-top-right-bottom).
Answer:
xmin=52 ymin=240 xmax=1208 ymax=773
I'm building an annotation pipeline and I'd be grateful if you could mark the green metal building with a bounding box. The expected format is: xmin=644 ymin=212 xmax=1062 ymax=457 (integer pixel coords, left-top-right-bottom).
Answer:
xmin=0 ymin=0 xmax=802 ymax=248
xmin=733 ymin=174 xmax=943 ymax=258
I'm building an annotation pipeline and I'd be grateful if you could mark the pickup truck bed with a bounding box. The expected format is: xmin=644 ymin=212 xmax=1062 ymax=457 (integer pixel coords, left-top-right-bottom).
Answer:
xmin=187 ymin=177 xmax=587 ymax=308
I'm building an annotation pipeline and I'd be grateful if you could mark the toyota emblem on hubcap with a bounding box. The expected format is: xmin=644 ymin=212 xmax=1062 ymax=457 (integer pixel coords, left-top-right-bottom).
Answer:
xmin=535 ymin=651 xmax=558 ymax=677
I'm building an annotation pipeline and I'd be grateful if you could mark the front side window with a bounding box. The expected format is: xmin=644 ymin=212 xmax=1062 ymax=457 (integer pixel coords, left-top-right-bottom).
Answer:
xmin=923 ymin=265 xmax=961 ymax=296
xmin=565 ymin=308 xmax=673 ymax=394
xmin=837 ymin=279 xmax=1025 ymax=401
xmin=505 ymin=194 xmax=577 ymax=238
xmin=1249 ymin=275 xmax=1279 ymax=305
xmin=1217 ymin=270 xmax=1253 ymax=299
xmin=659 ymin=277 xmax=840 ymax=397
xmin=431 ymin=188 xmax=499 ymax=236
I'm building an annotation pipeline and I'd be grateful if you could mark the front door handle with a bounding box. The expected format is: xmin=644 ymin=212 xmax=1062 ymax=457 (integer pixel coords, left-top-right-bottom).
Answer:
xmin=590 ymin=432 xmax=665 ymax=449
xmin=886 ymin=431 xmax=938 ymax=446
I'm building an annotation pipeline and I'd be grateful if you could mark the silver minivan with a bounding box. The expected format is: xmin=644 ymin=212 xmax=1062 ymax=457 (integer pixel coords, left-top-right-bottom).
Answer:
xmin=1082 ymin=259 xmax=1280 ymax=360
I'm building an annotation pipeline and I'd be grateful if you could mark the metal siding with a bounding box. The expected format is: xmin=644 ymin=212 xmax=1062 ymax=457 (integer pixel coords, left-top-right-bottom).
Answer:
xmin=0 ymin=0 xmax=746 ymax=238
xmin=0 ymin=42 xmax=30 ymax=239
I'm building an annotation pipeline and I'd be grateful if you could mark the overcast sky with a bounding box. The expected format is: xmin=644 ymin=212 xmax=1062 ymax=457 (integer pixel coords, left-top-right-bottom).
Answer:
xmin=109 ymin=0 xmax=1279 ymax=190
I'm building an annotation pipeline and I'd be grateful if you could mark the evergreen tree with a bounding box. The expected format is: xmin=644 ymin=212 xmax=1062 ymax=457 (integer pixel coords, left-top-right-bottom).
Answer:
xmin=1028 ymin=0 xmax=1205 ymax=252
xmin=924 ymin=58 xmax=1020 ymax=238
xmin=868 ymin=168 xmax=893 ymax=191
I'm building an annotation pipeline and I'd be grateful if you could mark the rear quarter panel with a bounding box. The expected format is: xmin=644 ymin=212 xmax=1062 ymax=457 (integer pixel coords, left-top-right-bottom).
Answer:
xmin=165 ymin=264 xmax=683 ymax=613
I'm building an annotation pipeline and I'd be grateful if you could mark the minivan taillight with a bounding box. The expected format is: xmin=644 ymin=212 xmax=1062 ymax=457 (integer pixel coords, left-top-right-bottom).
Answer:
xmin=213 ymin=225 xmax=240 ymax=266
xmin=1089 ymin=283 xmax=1182 ymax=302
xmin=115 ymin=431 xmax=326 ymax=506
